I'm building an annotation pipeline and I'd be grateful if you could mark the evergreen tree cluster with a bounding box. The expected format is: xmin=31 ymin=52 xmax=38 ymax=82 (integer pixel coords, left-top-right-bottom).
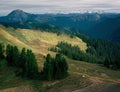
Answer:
xmin=0 ymin=43 xmax=38 ymax=78
xmin=76 ymin=34 xmax=120 ymax=70
xmin=104 ymin=57 xmax=120 ymax=70
xmin=4 ymin=21 xmax=63 ymax=36
xmin=0 ymin=43 xmax=69 ymax=80
xmin=56 ymin=42 xmax=100 ymax=63
xmin=18 ymin=48 xmax=38 ymax=78
xmin=6 ymin=44 xmax=19 ymax=66
xmin=42 ymin=54 xmax=68 ymax=81
xmin=51 ymin=41 xmax=120 ymax=70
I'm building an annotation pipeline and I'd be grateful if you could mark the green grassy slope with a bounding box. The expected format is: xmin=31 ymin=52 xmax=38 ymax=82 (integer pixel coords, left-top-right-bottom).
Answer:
xmin=68 ymin=58 xmax=120 ymax=80
xmin=0 ymin=25 xmax=120 ymax=92
xmin=0 ymin=26 xmax=87 ymax=55
xmin=8 ymin=29 xmax=87 ymax=54
xmin=0 ymin=26 xmax=32 ymax=50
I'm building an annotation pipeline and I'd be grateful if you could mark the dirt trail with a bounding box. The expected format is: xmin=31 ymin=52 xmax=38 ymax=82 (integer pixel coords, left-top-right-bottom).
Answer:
xmin=72 ymin=74 xmax=120 ymax=92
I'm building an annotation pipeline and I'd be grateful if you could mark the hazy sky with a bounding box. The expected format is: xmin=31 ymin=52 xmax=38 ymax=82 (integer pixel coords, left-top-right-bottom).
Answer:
xmin=0 ymin=0 xmax=120 ymax=15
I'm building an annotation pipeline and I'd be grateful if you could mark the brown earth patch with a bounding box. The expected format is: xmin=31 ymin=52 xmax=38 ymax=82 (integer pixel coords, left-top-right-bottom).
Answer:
xmin=0 ymin=85 xmax=35 ymax=92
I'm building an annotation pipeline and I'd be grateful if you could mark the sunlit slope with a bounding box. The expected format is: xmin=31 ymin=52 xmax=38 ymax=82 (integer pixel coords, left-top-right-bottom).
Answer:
xmin=5 ymin=28 xmax=87 ymax=55
xmin=0 ymin=27 xmax=43 ymax=54
xmin=0 ymin=28 xmax=30 ymax=48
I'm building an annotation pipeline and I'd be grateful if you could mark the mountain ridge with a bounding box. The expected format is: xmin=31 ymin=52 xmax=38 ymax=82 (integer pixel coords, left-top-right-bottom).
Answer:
xmin=1 ymin=9 xmax=119 ymax=23
xmin=0 ymin=9 xmax=120 ymax=42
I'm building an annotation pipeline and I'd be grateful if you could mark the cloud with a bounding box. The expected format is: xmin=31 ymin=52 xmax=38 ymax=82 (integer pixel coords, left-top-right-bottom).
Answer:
xmin=0 ymin=0 xmax=120 ymax=16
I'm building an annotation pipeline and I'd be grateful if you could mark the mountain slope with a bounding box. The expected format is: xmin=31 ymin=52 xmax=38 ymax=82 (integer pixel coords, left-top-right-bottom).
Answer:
xmin=0 ymin=25 xmax=87 ymax=55
xmin=0 ymin=26 xmax=120 ymax=92
xmin=0 ymin=27 xmax=30 ymax=48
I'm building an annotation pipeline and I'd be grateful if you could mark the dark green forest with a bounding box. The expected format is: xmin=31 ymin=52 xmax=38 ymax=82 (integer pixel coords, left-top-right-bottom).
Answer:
xmin=0 ymin=44 xmax=39 ymax=78
xmin=0 ymin=43 xmax=69 ymax=80
xmin=77 ymin=34 xmax=120 ymax=70
xmin=50 ymin=40 xmax=120 ymax=70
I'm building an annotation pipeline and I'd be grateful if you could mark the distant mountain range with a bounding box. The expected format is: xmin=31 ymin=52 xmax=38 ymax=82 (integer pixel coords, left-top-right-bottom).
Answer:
xmin=0 ymin=9 xmax=120 ymax=42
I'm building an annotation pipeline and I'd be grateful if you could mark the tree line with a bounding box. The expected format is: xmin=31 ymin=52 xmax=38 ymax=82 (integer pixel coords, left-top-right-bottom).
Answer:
xmin=75 ymin=33 xmax=120 ymax=70
xmin=0 ymin=43 xmax=69 ymax=80
xmin=50 ymin=42 xmax=100 ymax=63
xmin=50 ymin=41 xmax=120 ymax=70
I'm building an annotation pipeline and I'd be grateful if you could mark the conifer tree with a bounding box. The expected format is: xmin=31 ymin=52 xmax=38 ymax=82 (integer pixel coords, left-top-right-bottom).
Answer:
xmin=43 ymin=54 xmax=53 ymax=80
xmin=42 ymin=53 xmax=68 ymax=80
xmin=6 ymin=44 xmax=13 ymax=66
xmin=19 ymin=48 xmax=27 ymax=77
xmin=54 ymin=54 xmax=68 ymax=79
xmin=104 ymin=57 xmax=110 ymax=68
xmin=19 ymin=48 xmax=38 ymax=78
xmin=26 ymin=49 xmax=38 ymax=78
xmin=13 ymin=46 xmax=19 ymax=66
xmin=0 ymin=43 xmax=4 ymax=59
xmin=0 ymin=43 xmax=6 ymax=69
